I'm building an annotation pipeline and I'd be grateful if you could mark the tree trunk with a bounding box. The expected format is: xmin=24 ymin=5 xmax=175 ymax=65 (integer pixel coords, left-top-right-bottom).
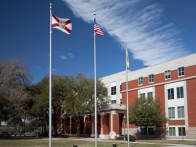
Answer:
xmin=146 ymin=126 xmax=148 ymax=139
xmin=53 ymin=114 xmax=57 ymax=136
xmin=76 ymin=116 xmax=80 ymax=136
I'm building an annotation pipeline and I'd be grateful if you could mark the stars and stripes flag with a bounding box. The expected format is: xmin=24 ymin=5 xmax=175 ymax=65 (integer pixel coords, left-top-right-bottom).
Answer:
xmin=52 ymin=14 xmax=72 ymax=34
xmin=94 ymin=19 xmax=104 ymax=36
xmin=126 ymin=48 xmax=130 ymax=68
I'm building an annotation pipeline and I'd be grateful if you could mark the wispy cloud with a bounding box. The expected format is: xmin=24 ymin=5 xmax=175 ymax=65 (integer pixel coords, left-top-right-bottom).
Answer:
xmin=62 ymin=0 xmax=189 ymax=66
xmin=67 ymin=53 xmax=73 ymax=58
xmin=59 ymin=55 xmax=67 ymax=60
xmin=58 ymin=53 xmax=74 ymax=60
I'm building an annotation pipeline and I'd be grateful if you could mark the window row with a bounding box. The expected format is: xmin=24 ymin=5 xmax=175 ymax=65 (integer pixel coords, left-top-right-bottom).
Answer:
xmin=140 ymin=92 xmax=153 ymax=98
xmin=138 ymin=67 xmax=185 ymax=85
xmin=168 ymin=106 xmax=185 ymax=119
xmin=169 ymin=127 xmax=186 ymax=136
xmin=140 ymin=127 xmax=154 ymax=136
xmin=168 ymin=87 xmax=184 ymax=100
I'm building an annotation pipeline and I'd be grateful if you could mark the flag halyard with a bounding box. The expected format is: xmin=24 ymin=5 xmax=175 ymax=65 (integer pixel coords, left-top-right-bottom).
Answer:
xmin=52 ymin=14 xmax=72 ymax=34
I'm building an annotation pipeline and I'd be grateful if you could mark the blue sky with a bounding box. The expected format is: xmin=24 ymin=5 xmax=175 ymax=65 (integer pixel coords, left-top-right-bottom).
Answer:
xmin=0 ymin=0 xmax=196 ymax=84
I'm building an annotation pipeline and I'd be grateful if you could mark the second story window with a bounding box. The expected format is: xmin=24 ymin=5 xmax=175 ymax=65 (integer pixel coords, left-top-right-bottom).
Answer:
xmin=149 ymin=74 xmax=154 ymax=83
xmin=177 ymin=106 xmax=184 ymax=118
xmin=165 ymin=70 xmax=171 ymax=79
xmin=168 ymin=107 xmax=175 ymax=118
xmin=140 ymin=93 xmax=145 ymax=98
xmin=178 ymin=67 xmax=184 ymax=76
xmin=138 ymin=77 xmax=143 ymax=85
xmin=111 ymin=86 xmax=116 ymax=95
xmin=147 ymin=92 xmax=153 ymax=98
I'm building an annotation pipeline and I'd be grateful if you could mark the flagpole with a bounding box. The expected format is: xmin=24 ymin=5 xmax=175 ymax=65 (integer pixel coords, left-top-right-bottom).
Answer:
xmin=93 ymin=9 xmax=98 ymax=147
xmin=125 ymin=42 xmax=130 ymax=147
xmin=49 ymin=3 xmax=52 ymax=147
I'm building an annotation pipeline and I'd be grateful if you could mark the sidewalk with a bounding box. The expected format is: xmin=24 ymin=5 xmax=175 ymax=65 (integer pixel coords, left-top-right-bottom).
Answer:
xmin=51 ymin=137 xmax=196 ymax=147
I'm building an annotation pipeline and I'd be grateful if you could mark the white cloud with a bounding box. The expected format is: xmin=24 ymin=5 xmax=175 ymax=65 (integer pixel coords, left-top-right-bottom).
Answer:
xmin=59 ymin=55 xmax=67 ymax=60
xmin=67 ymin=53 xmax=73 ymax=58
xmin=59 ymin=53 xmax=73 ymax=60
xmin=62 ymin=0 xmax=189 ymax=66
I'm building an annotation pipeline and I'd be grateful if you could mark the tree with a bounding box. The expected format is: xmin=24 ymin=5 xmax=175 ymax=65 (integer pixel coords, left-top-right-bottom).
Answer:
xmin=62 ymin=73 xmax=109 ymax=135
xmin=128 ymin=97 xmax=168 ymax=139
xmin=0 ymin=57 xmax=32 ymax=130
xmin=28 ymin=77 xmax=50 ymax=134
xmin=30 ymin=73 xmax=109 ymax=136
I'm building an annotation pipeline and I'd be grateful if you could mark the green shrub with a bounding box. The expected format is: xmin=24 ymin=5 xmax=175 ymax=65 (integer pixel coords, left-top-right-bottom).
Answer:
xmin=125 ymin=134 xmax=136 ymax=141
xmin=117 ymin=136 xmax=125 ymax=140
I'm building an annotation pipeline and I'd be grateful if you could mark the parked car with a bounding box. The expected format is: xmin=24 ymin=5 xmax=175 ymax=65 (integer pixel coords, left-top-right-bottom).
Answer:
xmin=0 ymin=131 xmax=11 ymax=136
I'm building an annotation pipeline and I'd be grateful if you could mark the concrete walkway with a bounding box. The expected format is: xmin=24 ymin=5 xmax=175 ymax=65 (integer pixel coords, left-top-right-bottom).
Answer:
xmin=50 ymin=137 xmax=196 ymax=147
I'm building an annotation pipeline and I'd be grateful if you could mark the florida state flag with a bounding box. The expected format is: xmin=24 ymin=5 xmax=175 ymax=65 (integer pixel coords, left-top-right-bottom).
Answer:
xmin=52 ymin=14 xmax=72 ymax=34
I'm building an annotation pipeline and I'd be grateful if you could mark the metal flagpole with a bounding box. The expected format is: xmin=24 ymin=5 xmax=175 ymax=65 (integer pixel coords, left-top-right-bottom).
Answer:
xmin=125 ymin=42 xmax=130 ymax=147
xmin=93 ymin=9 xmax=98 ymax=147
xmin=49 ymin=3 xmax=52 ymax=147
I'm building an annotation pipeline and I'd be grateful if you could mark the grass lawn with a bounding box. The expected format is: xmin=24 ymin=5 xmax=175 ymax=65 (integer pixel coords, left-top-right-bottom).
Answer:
xmin=137 ymin=139 xmax=196 ymax=145
xmin=0 ymin=139 xmax=161 ymax=147
xmin=0 ymin=137 xmax=195 ymax=147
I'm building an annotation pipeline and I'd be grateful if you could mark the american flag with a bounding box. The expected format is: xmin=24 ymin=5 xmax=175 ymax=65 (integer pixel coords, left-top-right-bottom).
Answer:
xmin=94 ymin=19 xmax=104 ymax=36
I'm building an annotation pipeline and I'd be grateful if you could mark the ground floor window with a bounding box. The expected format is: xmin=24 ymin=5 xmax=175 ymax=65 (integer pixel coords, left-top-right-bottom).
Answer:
xmin=141 ymin=127 xmax=154 ymax=136
xmin=148 ymin=128 xmax=154 ymax=136
xmin=111 ymin=100 xmax=116 ymax=104
xmin=178 ymin=127 xmax=186 ymax=136
xmin=169 ymin=127 xmax=176 ymax=136
xmin=141 ymin=128 xmax=147 ymax=136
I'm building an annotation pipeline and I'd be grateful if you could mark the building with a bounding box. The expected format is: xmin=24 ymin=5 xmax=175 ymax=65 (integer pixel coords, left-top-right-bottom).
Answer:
xmin=58 ymin=53 xmax=196 ymax=139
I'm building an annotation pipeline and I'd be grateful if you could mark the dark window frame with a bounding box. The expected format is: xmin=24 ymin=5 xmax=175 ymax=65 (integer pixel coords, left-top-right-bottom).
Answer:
xmin=165 ymin=70 xmax=171 ymax=79
xmin=178 ymin=67 xmax=185 ymax=76
xmin=149 ymin=74 xmax=154 ymax=83
xmin=111 ymin=86 xmax=116 ymax=95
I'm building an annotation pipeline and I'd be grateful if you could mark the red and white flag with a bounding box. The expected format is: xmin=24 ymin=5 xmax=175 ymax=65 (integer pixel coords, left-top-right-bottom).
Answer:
xmin=52 ymin=14 xmax=72 ymax=34
xmin=94 ymin=19 xmax=104 ymax=36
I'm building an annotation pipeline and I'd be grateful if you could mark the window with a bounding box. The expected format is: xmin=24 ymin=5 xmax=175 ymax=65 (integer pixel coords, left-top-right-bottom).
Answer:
xmin=120 ymin=85 xmax=122 ymax=93
xmin=140 ymin=93 xmax=145 ymax=98
xmin=111 ymin=86 xmax=116 ymax=95
xmin=148 ymin=128 xmax=154 ymax=136
xmin=111 ymin=100 xmax=116 ymax=104
xmin=141 ymin=128 xmax=154 ymax=136
xmin=178 ymin=106 xmax=184 ymax=118
xmin=177 ymin=87 xmax=184 ymax=98
xmin=178 ymin=127 xmax=186 ymax=136
xmin=138 ymin=77 xmax=143 ymax=85
xmin=169 ymin=127 xmax=176 ymax=136
xmin=120 ymin=99 xmax=122 ymax=104
xmin=165 ymin=70 xmax=171 ymax=79
xmin=149 ymin=74 xmax=154 ymax=83
xmin=147 ymin=92 xmax=153 ymax=98
xmin=141 ymin=128 xmax=147 ymax=136
xmin=168 ymin=88 xmax=174 ymax=100
xmin=168 ymin=107 xmax=175 ymax=118
xmin=178 ymin=67 xmax=184 ymax=76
